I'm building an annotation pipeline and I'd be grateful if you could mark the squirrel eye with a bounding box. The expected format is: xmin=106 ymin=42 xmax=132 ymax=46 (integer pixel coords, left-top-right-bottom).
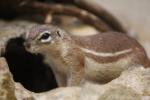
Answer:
xmin=39 ymin=31 xmax=52 ymax=43
xmin=40 ymin=32 xmax=50 ymax=40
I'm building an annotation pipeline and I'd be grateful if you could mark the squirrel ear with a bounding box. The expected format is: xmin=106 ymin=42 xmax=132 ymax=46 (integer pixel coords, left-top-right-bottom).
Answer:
xmin=56 ymin=29 xmax=64 ymax=38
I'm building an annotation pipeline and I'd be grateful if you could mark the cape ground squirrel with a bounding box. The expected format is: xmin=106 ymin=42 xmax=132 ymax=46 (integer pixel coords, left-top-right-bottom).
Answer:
xmin=24 ymin=25 xmax=150 ymax=86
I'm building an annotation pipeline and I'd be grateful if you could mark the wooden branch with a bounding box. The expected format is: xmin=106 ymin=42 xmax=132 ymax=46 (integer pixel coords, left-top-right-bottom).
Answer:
xmin=53 ymin=0 xmax=127 ymax=33
xmin=19 ymin=1 xmax=113 ymax=32
xmin=73 ymin=0 xmax=127 ymax=33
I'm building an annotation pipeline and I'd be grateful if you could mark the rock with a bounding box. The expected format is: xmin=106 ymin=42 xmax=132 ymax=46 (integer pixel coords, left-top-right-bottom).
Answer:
xmin=0 ymin=57 xmax=35 ymax=100
xmin=80 ymin=83 xmax=141 ymax=100
xmin=81 ymin=66 xmax=150 ymax=100
xmin=99 ymin=84 xmax=141 ymax=100
xmin=33 ymin=87 xmax=81 ymax=100
xmin=111 ymin=66 xmax=150 ymax=95
xmin=32 ymin=66 xmax=150 ymax=100
xmin=0 ymin=57 xmax=16 ymax=100
xmin=15 ymin=83 xmax=34 ymax=100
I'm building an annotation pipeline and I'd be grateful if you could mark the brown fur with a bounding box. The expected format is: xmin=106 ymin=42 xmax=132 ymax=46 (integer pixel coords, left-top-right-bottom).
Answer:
xmin=72 ymin=32 xmax=138 ymax=52
xmin=72 ymin=32 xmax=150 ymax=66
xmin=24 ymin=25 xmax=150 ymax=86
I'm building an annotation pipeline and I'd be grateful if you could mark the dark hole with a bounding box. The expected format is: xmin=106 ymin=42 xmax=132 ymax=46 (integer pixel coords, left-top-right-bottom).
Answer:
xmin=3 ymin=37 xmax=58 ymax=93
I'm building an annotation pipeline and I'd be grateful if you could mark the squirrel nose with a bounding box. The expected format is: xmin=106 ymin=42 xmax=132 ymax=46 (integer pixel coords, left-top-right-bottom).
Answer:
xmin=24 ymin=42 xmax=31 ymax=48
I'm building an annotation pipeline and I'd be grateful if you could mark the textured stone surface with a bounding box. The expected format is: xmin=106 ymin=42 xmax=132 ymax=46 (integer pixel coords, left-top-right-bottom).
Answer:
xmin=0 ymin=58 xmax=16 ymax=100
xmin=78 ymin=67 xmax=147 ymax=100
xmin=33 ymin=87 xmax=81 ymax=100
xmin=13 ymin=66 xmax=150 ymax=100
xmin=15 ymin=83 xmax=34 ymax=100
xmin=111 ymin=67 xmax=150 ymax=95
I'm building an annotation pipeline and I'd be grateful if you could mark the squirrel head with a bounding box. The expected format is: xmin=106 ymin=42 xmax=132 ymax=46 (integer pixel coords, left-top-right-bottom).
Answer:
xmin=24 ymin=25 xmax=66 ymax=54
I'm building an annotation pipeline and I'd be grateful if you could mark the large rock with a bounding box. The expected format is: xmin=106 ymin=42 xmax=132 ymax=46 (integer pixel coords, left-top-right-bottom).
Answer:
xmin=41 ymin=66 xmax=150 ymax=100
xmin=0 ymin=58 xmax=16 ymax=100
xmin=16 ymin=66 xmax=149 ymax=100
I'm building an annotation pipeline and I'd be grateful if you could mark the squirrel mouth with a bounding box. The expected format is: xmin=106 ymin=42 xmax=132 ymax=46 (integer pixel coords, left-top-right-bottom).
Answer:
xmin=2 ymin=37 xmax=58 ymax=93
xmin=25 ymin=45 xmax=39 ymax=54
xmin=24 ymin=42 xmax=39 ymax=54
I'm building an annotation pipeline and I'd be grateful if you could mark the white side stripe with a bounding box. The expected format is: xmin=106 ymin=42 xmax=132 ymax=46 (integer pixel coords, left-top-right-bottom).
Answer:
xmin=80 ymin=47 xmax=132 ymax=57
